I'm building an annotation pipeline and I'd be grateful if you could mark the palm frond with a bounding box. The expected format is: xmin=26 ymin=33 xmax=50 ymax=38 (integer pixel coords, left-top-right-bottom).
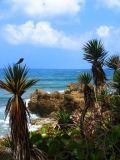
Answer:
xmin=78 ymin=72 xmax=92 ymax=85
xmin=0 ymin=65 xmax=39 ymax=95
xmin=83 ymin=39 xmax=107 ymax=64
xmin=106 ymin=55 xmax=120 ymax=71
xmin=5 ymin=97 xmax=12 ymax=120
xmin=30 ymin=147 xmax=48 ymax=160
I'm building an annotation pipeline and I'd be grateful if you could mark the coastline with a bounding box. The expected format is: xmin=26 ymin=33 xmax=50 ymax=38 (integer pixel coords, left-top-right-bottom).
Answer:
xmin=0 ymin=90 xmax=65 ymax=138
xmin=0 ymin=68 xmax=113 ymax=137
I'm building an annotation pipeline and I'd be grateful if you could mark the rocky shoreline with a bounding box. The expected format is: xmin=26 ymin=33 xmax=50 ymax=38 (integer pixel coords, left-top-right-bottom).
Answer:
xmin=28 ymin=82 xmax=84 ymax=118
xmin=26 ymin=82 xmax=86 ymax=131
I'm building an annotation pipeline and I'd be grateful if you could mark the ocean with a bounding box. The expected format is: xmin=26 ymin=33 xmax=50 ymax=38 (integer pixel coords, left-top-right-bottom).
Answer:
xmin=0 ymin=69 xmax=113 ymax=137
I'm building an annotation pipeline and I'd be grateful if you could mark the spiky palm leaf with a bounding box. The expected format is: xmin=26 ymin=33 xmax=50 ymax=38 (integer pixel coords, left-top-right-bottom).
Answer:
xmin=106 ymin=55 xmax=120 ymax=72
xmin=0 ymin=65 xmax=38 ymax=95
xmin=83 ymin=39 xmax=107 ymax=88
xmin=0 ymin=64 xmax=41 ymax=160
xmin=83 ymin=39 xmax=107 ymax=64
xmin=78 ymin=72 xmax=92 ymax=85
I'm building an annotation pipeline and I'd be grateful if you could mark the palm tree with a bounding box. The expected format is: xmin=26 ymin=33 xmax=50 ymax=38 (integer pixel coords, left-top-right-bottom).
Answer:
xmin=106 ymin=55 xmax=120 ymax=74
xmin=83 ymin=39 xmax=107 ymax=89
xmin=0 ymin=64 xmax=39 ymax=160
xmin=78 ymin=73 xmax=93 ymax=138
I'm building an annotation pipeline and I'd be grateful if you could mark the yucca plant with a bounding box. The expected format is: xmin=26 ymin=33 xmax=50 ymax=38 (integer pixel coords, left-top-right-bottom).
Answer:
xmin=106 ymin=55 xmax=120 ymax=74
xmin=83 ymin=39 xmax=107 ymax=89
xmin=78 ymin=73 xmax=94 ymax=138
xmin=0 ymin=64 xmax=39 ymax=160
xmin=78 ymin=72 xmax=93 ymax=108
xmin=106 ymin=55 xmax=120 ymax=70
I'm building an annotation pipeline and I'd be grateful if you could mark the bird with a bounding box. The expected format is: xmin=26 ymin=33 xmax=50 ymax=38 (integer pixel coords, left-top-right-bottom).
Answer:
xmin=16 ymin=58 xmax=24 ymax=65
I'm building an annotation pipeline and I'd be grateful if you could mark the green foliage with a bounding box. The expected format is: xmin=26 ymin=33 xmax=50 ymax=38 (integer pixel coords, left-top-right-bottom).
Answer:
xmin=22 ymin=40 xmax=120 ymax=159
xmin=97 ymin=89 xmax=109 ymax=102
xmin=111 ymin=70 xmax=120 ymax=94
xmin=78 ymin=72 xmax=92 ymax=85
xmin=1 ymin=40 xmax=120 ymax=160
xmin=109 ymin=95 xmax=120 ymax=112
xmin=57 ymin=108 xmax=72 ymax=125
xmin=30 ymin=126 xmax=87 ymax=160
xmin=109 ymin=95 xmax=120 ymax=124
xmin=106 ymin=55 xmax=120 ymax=72
xmin=104 ymin=125 xmax=120 ymax=160
xmin=83 ymin=39 xmax=107 ymax=64
xmin=29 ymin=123 xmax=120 ymax=160
xmin=93 ymin=126 xmax=120 ymax=160
xmin=0 ymin=137 xmax=12 ymax=151
xmin=2 ymin=137 xmax=12 ymax=149
xmin=0 ymin=64 xmax=39 ymax=95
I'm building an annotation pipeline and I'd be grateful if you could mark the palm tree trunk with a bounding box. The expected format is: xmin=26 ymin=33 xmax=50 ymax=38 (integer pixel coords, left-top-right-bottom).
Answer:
xmin=11 ymin=96 xmax=30 ymax=160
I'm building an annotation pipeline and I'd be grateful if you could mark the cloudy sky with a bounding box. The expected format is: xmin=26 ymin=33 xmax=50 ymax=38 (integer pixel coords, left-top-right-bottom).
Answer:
xmin=0 ymin=0 xmax=120 ymax=69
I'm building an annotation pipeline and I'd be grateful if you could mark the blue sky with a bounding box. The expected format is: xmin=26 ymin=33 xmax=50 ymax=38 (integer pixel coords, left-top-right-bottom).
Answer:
xmin=0 ymin=0 xmax=120 ymax=69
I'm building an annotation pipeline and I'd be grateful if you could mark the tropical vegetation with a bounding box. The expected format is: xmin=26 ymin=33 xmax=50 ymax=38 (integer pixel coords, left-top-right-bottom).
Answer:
xmin=106 ymin=55 xmax=120 ymax=74
xmin=0 ymin=39 xmax=120 ymax=160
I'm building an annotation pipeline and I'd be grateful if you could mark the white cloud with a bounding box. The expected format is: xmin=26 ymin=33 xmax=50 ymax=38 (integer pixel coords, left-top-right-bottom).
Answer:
xmin=10 ymin=0 xmax=85 ymax=17
xmin=96 ymin=25 xmax=111 ymax=37
xmin=96 ymin=25 xmax=120 ymax=52
xmin=97 ymin=0 xmax=120 ymax=8
xmin=3 ymin=21 xmax=87 ymax=50
xmin=3 ymin=21 xmax=120 ymax=52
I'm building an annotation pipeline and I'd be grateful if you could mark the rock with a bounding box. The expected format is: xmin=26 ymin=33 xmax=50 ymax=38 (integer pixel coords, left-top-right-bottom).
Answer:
xmin=29 ymin=89 xmax=50 ymax=103
xmin=28 ymin=90 xmax=63 ymax=117
xmin=66 ymin=82 xmax=84 ymax=92
xmin=28 ymin=83 xmax=86 ymax=117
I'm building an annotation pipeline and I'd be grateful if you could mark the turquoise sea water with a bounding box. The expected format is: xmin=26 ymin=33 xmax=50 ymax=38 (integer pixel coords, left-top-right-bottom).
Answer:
xmin=0 ymin=69 xmax=113 ymax=136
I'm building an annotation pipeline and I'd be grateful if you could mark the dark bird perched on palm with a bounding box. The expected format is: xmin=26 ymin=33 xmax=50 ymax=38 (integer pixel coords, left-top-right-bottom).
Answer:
xmin=16 ymin=58 xmax=24 ymax=65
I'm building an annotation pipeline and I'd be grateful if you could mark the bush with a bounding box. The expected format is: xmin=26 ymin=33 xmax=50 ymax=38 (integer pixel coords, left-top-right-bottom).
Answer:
xmin=57 ymin=109 xmax=72 ymax=125
xmin=109 ymin=95 xmax=120 ymax=125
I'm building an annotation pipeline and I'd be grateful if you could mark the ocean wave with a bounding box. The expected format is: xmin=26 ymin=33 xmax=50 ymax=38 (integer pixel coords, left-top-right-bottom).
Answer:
xmin=0 ymin=102 xmax=40 ymax=137
xmin=28 ymin=124 xmax=42 ymax=132
xmin=25 ymin=99 xmax=30 ymax=108
xmin=46 ymin=90 xmax=64 ymax=94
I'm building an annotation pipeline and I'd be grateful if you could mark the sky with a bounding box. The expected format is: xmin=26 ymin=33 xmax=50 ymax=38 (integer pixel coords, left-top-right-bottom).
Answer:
xmin=0 ymin=0 xmax=120 ymax=69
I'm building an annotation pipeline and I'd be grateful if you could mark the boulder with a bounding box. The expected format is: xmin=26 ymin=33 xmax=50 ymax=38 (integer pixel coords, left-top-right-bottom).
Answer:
xmin=28 ymin=83 xmax=85 ymax=117
xmin=28 ymin=90 xmax=63 ymax=117
xmin=66 ymin=82 xmax=84 ymax=92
